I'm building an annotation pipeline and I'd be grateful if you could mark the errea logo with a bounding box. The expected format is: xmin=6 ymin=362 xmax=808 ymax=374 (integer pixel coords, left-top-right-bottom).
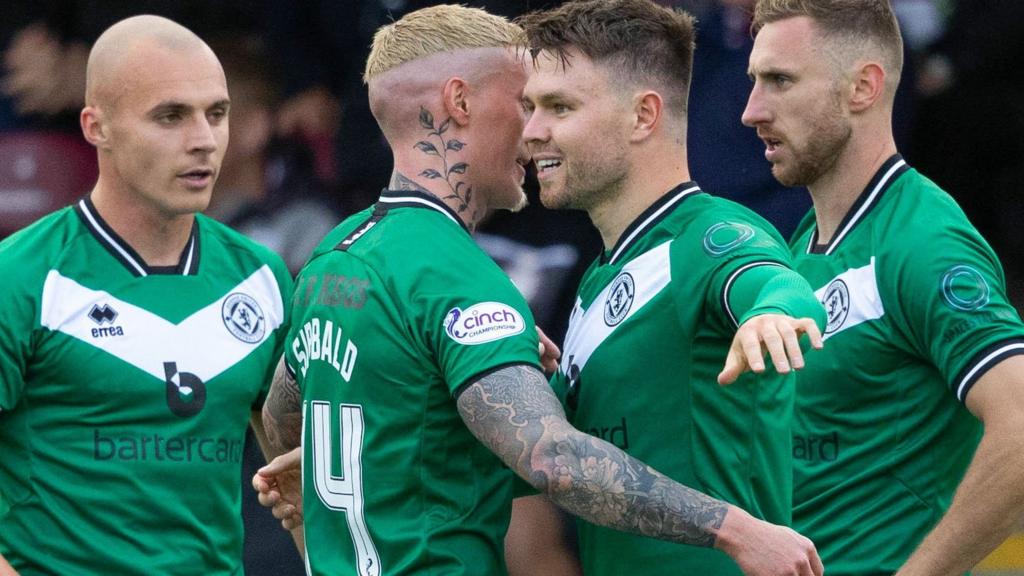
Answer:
xmin=87 ymin=303 xmax=125 ymax=338
xmin=444 ymin=302 xmax=525 ymax=345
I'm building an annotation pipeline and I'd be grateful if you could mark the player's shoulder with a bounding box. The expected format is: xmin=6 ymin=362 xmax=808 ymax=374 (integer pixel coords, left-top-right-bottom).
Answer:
xmin=670 ymin=193 xmax=787 ymax=261
xmin=876 ymin=168 xmax=988 ymax=258
xmin=0 ymin=205 xmax=84 ymax=280
xmin=303 ymin=200 xmax=501 ymax=293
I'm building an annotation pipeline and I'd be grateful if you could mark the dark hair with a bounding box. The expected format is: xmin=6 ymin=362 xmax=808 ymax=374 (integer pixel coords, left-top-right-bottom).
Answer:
xmin=517 ymin=0 xmax=696 ymax=116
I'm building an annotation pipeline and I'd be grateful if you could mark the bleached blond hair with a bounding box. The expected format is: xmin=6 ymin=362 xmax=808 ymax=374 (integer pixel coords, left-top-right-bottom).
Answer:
xmin=363 ymin=4 xmax=521 ymax=83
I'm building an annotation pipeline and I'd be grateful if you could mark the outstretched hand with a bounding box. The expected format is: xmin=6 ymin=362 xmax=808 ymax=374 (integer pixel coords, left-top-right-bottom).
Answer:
xmin=718 ymin=314 xmax=823 ymax=385
xmin=253 ymin=448 xmax=303 ymax=531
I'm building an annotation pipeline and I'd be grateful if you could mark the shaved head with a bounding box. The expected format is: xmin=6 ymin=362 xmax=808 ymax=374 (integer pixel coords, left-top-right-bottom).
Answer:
xmin=86 ymin=15 xmax=219 ymax=109
xmin=368 ymin=48 xmax=517 ymax=141
xmin=364 ymin=4 xmax=521 ymax=142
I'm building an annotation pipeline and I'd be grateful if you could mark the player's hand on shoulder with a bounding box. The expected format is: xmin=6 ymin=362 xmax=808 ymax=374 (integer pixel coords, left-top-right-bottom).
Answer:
xmin=253 ymin=447 xmax=304 ymax=531
xmin=536 ymin=326 xmax=561 ymax=374
xmin=715 ymin=506 xmax=823 ymax=576
xmin=718 ymin=314 xmax=823 ymax=385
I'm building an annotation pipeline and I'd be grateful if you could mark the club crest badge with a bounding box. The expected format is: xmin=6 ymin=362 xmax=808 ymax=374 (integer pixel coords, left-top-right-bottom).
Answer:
xmin=822 ymin=278 xmax=850 ymax=335
xmin=604 ymin=272 xmax=635 ymax=326
xmin=222 ymin=293 xmax=266 ymax=344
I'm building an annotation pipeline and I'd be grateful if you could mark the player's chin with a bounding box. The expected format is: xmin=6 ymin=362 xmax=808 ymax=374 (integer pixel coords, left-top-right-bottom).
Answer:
xmin=507 ymin=188 xmax=528 ymax=213
xmin=493 ymin=185 xmax=528 ymax=213
xmin=537 ymin=185 xmax=571 ymax=211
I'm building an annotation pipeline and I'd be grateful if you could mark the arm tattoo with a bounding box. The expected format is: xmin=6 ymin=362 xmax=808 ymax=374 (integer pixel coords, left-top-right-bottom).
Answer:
xmin=263 ymin=359 xmax=303 ymax=454
xmin=457 ymin=365 xmax=727 ymax=547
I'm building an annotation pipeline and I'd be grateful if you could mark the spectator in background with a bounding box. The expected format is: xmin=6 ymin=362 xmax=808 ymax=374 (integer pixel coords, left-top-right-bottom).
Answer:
xmin=1 ymin=0 xmax=259 ymax=131
xmin=207 ymin=34 xmax=341 ymax=276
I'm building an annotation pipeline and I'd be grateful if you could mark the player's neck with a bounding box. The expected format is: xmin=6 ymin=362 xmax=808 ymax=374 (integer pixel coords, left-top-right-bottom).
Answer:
xmin=591 ymin=151 xmax=690 ymax=251
xmin=387 ymin=169 xmax=487 ymax=232
xmin=808 ymin=134 xmax=897 ymax=244
xmin=90 ymin=183 xmax=197 ymax=267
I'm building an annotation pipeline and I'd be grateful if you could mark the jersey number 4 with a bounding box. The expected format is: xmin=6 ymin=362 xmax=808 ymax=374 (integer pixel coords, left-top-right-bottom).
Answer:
xmin=309 ymin=401 xmax=382 ymax=576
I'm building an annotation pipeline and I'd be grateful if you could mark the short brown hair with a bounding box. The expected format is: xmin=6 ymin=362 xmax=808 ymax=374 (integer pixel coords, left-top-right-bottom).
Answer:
xmin=517 ymin=0 xmax=696 ymax=116
xmin=363 ymin=4 xmax=521 ymax=83
xmin=752 ymin=0 xmax=903 ymax=83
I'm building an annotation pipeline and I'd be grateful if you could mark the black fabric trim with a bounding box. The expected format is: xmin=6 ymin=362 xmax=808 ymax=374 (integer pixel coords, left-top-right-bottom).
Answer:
xmin=809 ymin=154 xmax=909 ymax=254
xmin=452 ymin=361 xmax=542 ymax=400
xmin=954 ymin=337 xmax=1024 ymax=403
xmin=377 ymin=189 xmax=469 ymax=233
xmin=75 ymin=196 xmax=200 ymax=276
xmin=605 ymin=181 xmax=702 ymax=265
xmin=335 ymin=202 xmax=388 ymax=252
xmin=720 ymin=260 xmax=787 ymax=328
xmin=184 ymin=223 xmax=201 ymax=274
xmin=75 ymin=199 xmax=145 ymax=277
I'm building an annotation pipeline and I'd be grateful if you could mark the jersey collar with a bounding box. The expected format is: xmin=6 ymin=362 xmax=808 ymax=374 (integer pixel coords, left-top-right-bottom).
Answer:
xmin=376 ymin=189 xmax=468 ymax=233
xmin=605 ymin=181 xmax=702 ymax=265
xmin=807 ymin=154 xmax=909 ymax=255
xmin=75 ymin=196 xmax=201 ymax=277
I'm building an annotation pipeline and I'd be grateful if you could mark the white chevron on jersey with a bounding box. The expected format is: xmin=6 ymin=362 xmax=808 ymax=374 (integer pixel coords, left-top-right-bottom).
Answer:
xmin=39 ymin=266 xmax=285 ymax=381
xmin=559 ymin=241 xmax=672 ymax=375
xmin=814 ymin=257 xmax=885 ymax=340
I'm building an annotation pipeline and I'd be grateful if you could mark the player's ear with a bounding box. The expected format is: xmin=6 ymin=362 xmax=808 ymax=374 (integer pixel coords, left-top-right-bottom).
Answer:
xmin=848 ymin=61 xmax=886 ymax=113
xmin=630 ymin=90 xmax=662 ymax=143
xmin=81 ymin=106 xmax=112 ymax=150
xmin=443 ymin=77 xmax=471 ymax=126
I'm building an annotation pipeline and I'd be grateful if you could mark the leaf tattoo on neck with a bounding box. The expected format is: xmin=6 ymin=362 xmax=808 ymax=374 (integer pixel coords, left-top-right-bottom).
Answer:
xmin=415 ymin=106 xmax=471 ymax=212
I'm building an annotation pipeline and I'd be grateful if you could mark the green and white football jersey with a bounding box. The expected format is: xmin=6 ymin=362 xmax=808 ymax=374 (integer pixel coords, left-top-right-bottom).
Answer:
xmin=550 ymin=183 xmax=818 ymax=575
xmin=0 ymin=198 xmax=292 ymax=575
xmin=286 ymin=190 xmax=541 ymax=576
xmin=790 ymin=155 xmax=1024 ymax=575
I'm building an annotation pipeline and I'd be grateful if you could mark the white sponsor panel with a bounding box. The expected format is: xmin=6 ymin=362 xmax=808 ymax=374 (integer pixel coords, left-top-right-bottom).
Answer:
xmin=39 ymin=266 xmax=285 ymax=381
xmin=814 ymin=257 xmax=885 ymax=340
xmin=560 ymin=241 xmax=672 ymax=375
xmin=444 ymin=301 xmax=526 ymax=345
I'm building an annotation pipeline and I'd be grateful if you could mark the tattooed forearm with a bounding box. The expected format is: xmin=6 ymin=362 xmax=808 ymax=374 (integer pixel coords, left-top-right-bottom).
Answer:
xmin=457 ymin=365 xmax=727 ymax=547
xmin=262 ymin=358 xmax=303 ymax=454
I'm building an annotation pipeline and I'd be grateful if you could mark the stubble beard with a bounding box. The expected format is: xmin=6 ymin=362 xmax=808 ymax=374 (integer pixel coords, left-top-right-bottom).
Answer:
xmin=774 ymin=99 xmax=852 ymax=188
xmin=541 ymin=152 xmax=629 ymax=213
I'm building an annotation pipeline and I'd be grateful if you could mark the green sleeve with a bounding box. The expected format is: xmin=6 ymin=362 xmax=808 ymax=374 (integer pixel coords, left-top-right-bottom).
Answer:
xmin=890 ymin=224 xmax=1024 ymax=403
xmin=726 ymin=263 xmax=827 ymax=329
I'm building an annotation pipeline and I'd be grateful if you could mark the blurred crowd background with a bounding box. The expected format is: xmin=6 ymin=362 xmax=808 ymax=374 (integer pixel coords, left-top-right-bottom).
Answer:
xmin=1 ymin=0 xmax=1021 ymax=574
